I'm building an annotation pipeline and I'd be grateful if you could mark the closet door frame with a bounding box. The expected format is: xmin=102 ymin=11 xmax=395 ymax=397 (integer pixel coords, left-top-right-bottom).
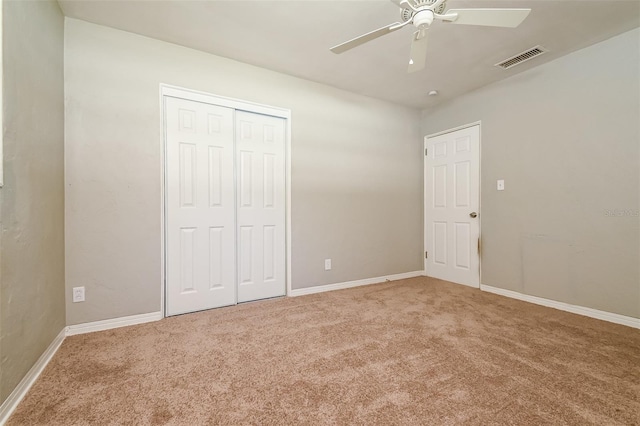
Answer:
xmin=159 ymin=84 xmax=292 ymax=318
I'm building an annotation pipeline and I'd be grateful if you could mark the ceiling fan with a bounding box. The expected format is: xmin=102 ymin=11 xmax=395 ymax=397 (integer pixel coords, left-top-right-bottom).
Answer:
xmin=330 ymin=0 xmax=531 ymax=73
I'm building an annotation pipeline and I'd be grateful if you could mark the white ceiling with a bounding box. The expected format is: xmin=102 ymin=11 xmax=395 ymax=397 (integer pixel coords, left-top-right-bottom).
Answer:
xmin=58 ymin=0 xmax=640 ymax=109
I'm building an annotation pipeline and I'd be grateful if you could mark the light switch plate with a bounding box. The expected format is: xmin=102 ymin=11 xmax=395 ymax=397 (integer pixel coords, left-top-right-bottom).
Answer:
xmin=324 ymin=259 xmax=332 ymax=271
xmin=497 ymin=179 xmax=505 ymax=191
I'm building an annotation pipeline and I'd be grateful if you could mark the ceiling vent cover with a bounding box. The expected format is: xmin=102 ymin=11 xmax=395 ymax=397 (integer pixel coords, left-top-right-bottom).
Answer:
xmin=495 ymin=45 xmax=548 ymax=70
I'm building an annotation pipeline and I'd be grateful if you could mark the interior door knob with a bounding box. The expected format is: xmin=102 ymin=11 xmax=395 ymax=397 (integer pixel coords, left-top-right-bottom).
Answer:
xmin=469 ymin=212 xmax=478 ymax=218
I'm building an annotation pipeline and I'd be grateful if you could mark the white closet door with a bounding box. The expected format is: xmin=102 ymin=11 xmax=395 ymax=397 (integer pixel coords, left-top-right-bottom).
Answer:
xmin=166 ymin=97 xmax=236 ymax=316
xmin=236 ymin=111 xmax=286 ymax=303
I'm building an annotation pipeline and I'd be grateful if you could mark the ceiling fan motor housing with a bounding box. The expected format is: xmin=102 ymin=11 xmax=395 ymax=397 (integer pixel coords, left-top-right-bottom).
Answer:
xmin=401 ymin=0 xmax=447 ymax=22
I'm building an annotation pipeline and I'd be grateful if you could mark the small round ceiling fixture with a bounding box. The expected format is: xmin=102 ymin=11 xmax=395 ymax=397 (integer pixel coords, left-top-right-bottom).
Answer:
xmin=428 ymin=90 xmax=438 ymax=96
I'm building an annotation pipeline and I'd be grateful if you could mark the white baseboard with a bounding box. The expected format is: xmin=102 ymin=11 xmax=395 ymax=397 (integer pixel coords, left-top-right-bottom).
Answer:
xmin=0 ymin=311 xmax=164 ymax=424
xmin=65 ymin=311 xmax=163 ymax=336
xmin=289 ymin=270 xmax=425 ymax=297
xmin=480 ymin=284 xmax=640 ymax=329
xmin=0 ymin=328 xmax=66 ymax=425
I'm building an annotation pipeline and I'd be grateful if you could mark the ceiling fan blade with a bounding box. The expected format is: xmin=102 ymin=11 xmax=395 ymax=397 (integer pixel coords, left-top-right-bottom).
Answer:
xmin=408 ymin=28 xmax=429 ymax=73
xmin=331 ymin=22 xmax=403 ymax=54
xmin=442 ymin=9 xmax=531 ymax=28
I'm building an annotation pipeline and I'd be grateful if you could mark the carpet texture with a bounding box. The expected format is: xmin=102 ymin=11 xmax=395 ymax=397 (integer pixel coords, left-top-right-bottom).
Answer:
xmin=8 ymin=277 xmax=640 ymax=425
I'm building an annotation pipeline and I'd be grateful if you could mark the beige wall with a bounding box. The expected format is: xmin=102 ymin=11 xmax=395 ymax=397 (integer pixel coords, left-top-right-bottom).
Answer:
xmin=64 ymin=19 xmax=423 ymax=325
xmin=422 ymin=29 xmax=640 ymax=318
xmin=0 ymin=0 xmax=65 ymax=403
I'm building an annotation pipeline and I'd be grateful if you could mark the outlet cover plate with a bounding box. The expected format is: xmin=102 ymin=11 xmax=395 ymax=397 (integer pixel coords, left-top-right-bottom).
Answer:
xmin=73 ymin=286 xmax=85 ymax=303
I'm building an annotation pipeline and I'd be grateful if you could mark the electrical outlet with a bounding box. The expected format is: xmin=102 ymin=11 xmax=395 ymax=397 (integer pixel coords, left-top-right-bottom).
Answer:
xmin=73 ymin=286 xmax=85 ymax=303
xmin=324 ymin=259 xmax=332 ymax=271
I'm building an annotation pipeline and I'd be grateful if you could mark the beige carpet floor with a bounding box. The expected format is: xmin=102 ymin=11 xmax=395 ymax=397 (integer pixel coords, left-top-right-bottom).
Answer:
xmin=8 ymin=277 xmax=640 ymax=425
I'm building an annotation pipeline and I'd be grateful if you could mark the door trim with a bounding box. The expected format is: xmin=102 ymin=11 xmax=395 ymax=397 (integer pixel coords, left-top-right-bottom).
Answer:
xmin=159 ymin=84 xmax=292 ymax=318
xmin=423 ymin=121 xmax=482 ymax=286
xmin=425 ymin=121 xmax=482 ymax=139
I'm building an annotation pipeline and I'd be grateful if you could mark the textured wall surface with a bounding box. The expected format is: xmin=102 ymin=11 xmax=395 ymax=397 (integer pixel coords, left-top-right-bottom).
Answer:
xmin=64 ymin=19 xmax=423 ymax=325
xmin=0 ymin=0 xmax=65 ymax=403
xmin=422 ymin=29 xmax=640 ymax=318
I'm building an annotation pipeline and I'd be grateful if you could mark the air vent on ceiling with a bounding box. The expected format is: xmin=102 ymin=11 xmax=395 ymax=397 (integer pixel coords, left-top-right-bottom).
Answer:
xmin=495 ymin=46 xmax=548 ymax=70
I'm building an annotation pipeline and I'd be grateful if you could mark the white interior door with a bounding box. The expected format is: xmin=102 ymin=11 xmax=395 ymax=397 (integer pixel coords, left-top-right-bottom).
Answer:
xmin=236 ymin=111 xmax=286 ymax=303
xmin=424 ymin=125 xmax=480 ymax=287
xmin=166 ymin=96 xmax=236 ymax=315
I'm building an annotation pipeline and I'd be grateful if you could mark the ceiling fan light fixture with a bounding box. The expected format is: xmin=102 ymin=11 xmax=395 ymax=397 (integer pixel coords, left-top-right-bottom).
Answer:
xmin=413 ymin=9 xmax=435 ymax=28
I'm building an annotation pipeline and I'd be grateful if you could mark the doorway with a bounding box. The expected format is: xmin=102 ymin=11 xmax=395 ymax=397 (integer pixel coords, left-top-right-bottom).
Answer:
xmin=162 ymin=86 xmax=290 ymax=316
xmin=424 ymin=123 xmax=480 ymax=288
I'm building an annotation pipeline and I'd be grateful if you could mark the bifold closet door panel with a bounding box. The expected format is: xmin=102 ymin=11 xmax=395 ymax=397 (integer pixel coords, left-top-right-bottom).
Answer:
xmin=165 ymin=97 xmax=236 ymax=316
xmin=236 ymin=111 xmax=286 ymax=303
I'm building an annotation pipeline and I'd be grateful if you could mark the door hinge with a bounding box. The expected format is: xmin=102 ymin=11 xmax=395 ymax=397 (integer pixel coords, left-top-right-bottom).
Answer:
xmin=425 ymin=251 xmax=428 ymax=259
xmin=425 ymin=148 xmax=428 ymax=156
